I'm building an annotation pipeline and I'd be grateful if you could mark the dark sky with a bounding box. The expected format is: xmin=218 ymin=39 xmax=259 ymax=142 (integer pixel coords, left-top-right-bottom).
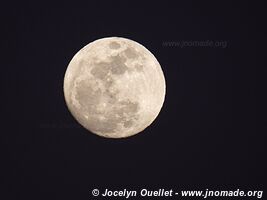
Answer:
xmin=2 ymin=1 xmax=266 ymax=199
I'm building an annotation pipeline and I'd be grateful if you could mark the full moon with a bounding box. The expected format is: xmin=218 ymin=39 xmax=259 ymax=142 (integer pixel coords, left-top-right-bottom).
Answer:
xmin=63 ymin=37 xmax=166 ymax=138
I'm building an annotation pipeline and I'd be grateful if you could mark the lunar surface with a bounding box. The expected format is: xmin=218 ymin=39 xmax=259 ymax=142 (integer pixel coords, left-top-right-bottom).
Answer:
xmin=63 ymin=37 xmax=165 ymax=138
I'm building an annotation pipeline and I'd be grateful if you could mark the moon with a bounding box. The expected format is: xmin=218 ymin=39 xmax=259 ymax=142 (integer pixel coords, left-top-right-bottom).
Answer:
xmin=63 ymin=37 xmax=166 ymax=138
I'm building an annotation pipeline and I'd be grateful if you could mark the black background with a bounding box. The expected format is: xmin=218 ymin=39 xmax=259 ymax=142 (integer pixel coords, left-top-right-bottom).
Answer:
xmin=2 ymin=1 xmax=266 ymax=199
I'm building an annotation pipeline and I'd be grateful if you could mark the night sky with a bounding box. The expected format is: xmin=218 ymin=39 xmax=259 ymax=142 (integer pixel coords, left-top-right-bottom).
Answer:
xmin=2 ymin=1 xmax=266 ymax=199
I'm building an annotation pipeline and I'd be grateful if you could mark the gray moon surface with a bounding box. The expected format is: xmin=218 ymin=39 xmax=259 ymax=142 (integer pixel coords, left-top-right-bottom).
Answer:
xmin=63 ymin=37 xmax=166 ymax=138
